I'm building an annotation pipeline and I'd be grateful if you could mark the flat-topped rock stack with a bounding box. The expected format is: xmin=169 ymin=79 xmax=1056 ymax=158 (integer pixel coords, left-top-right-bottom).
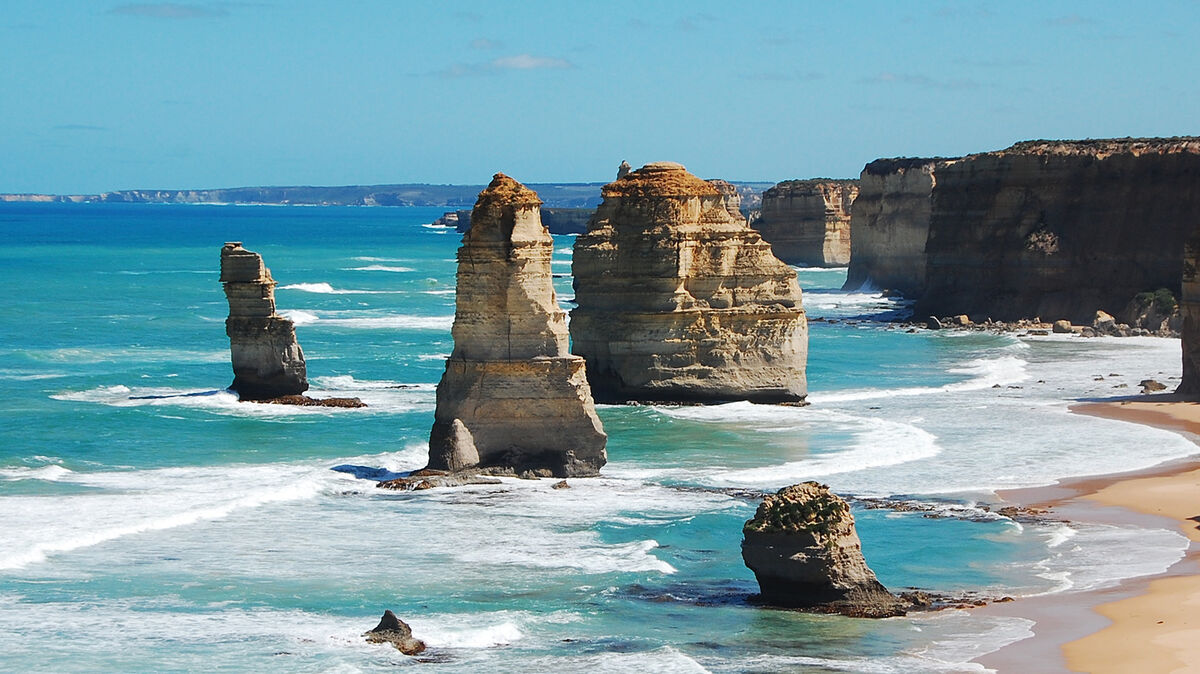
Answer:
xmin=220 ymin=242 xmax=309 ymax=400
xmin=570 ymin=162 xmax=808 ymax=403
xmin=754 ymin=179 xmax=858 ymax=267
xmin=742 ymin=482 xmax=906 ymax=618
xmin=426 ymin=173 xmax=607 ymax=477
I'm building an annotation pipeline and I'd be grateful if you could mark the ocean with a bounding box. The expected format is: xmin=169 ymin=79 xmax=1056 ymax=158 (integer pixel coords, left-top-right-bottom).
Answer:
xmin=0 ymin=203 xmax=1192 ymax=672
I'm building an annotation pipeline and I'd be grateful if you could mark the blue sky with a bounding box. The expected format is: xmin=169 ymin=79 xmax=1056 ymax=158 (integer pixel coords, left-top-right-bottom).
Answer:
xmin=2 ymin=1 xmax=1197 ymax=193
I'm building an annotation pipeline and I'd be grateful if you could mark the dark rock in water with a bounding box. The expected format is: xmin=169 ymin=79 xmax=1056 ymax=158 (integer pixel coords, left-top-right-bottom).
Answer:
xmin=741 ymin=482 xmax=906 ymax=618
xmin=364 ymin=610 xmax=426 ymax=655
xmin=251 ymin=395 xmax=366 ymax=408
xmin=552 ymin=480 xmax=570 ymax=489
xmin=220 ymin=242 xmax=308 ymax=400
xmin=1140 ymin=379 xmax=1167 ymax=393
xmin=376 ymin=473 xmax=502 ymax=490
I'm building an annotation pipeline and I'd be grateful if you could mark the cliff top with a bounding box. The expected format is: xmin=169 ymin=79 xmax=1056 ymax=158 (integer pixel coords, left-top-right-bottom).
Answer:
xmin=1000 ymin=137 xmax=1200 ymax=157
xmin=602 ymin=162 xmax=721 ymax=198
xmin=473 ymin=173 xmax=542 ymax=209
xmin=768 ymin=178 xmax=860 ymax=192
xmin=743 ymin=482 xmax=853 ymax=537
xmin=863 ymin=157 xmax=950 ymax=175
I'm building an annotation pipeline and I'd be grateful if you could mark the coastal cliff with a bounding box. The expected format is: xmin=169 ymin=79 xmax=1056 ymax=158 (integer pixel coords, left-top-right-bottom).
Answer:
xmin=843 ymin=159 xmax=943 ymax=293
xmin=570 ymin=162 xmax=808 ymax=403
xmin=1180 ymin=235 xmax=1200 ymax=395
xmin=219 ymin=243 xmax=308 ymax=400
xmin=754 ymin=179 xmax=858 ymax=267
xmin=427 ymin=174 xmax=606 ymax=477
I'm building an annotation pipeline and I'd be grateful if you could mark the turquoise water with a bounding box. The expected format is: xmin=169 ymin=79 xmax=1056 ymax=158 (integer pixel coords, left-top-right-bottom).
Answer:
xmin=0 ymin=204 xmax=1195 ymax=671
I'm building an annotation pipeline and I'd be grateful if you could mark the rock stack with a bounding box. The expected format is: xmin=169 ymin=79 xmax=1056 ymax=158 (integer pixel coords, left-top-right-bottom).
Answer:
xmin=754 ymin=179 xmax=858 ymax=267
xmin=742 ymin=482 xmax=905 ymax=618
xmin=427 ymin=174 xmax=607 ymax=477
xmin=219 ymin=242 xmax=308 ymax=400
xmin=570 ymin=162 xmax=808 ymax=403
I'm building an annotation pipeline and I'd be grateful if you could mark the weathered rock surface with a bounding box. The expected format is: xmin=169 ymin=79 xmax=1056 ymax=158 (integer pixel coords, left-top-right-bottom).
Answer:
xmin=915 ymin=138 xmax=1200 ymax=323
xmin=570 ymin=162 xmax=808 ymax=403
xmin=437 ymin=207 xmax=594 ymax=235
xmin=843 ymin=158 xmax=944 ymax=293
xmin=1181 ymin=237 xmax=1200 ymax=395
xmin=742 ymin=482 xmax=905 ymax=618
xmin=706 ymin=178 xmax=744 ymax=220
xmin=427 ymin=174 xmax=607 ymax=477
xmin=220 ymin=242 xmax=308 ymax=400
xmin=364 ymin=610 xmax=426 ymax=655
xmin=754 ymin=179 xmax=858 ymax=267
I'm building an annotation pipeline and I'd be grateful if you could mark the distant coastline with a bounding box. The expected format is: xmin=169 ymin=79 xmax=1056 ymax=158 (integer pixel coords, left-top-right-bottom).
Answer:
xmin=0 ymin=181 xmax=774 ymax=209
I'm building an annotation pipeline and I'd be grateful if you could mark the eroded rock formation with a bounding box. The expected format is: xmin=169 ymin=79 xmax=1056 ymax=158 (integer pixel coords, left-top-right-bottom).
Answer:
xmin=427 ymin=174 xmax=607 ymax=477
xmin=742 ymin=482 xmax=905 ymax=618
xmin=570 ymin=162 xmax=808 ymax=403
xmin=220 ymin=242 xmax=308 ymax=400
xmin=706 ymin=178 xmax=744 ymax=220
xmin=755 ymin=179 xmax=858 ymax=267
xmin=364 ymin=610 xmax=426 ymax=655
xmin=843 ymin=159 xmax=943 ymax=293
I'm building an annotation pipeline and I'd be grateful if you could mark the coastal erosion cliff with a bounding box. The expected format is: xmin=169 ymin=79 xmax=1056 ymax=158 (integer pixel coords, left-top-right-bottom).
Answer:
xmin=846 ymin=139 xmax=1200 ymax=324
xmin=754 ymin=179 xmax=858 ymax=267
xmin=427 ymin=174 xmax=607 ymax=477
xmin=1180 ymin=234 xmax=1200 ymax=395
xmin=570 ymin=162 xmax=808 ymax=404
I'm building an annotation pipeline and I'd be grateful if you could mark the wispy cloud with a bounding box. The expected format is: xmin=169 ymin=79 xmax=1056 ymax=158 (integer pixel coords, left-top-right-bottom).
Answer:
xmin=470 ymin=37 xmax=503 ymax=50
xmin=436 ymin=53 xmax=574 ymax=78
xmin=1047 ymin=14 xmax=1095 ymax=27
xmin=53 ymin=124 xmax=107 ymax=131
xmin=749 ymin=71 xmax=824 ymax=83
xmin=108 ymin=3 xmax=228 ymax=19
xmin=859 ymin=72 xmax=979 ymax=91
xmin=676 ymin=13 xmax=717 ymax=32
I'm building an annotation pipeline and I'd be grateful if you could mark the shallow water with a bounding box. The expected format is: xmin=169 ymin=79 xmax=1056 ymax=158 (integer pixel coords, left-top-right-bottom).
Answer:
xmin=0 ymin=203 xmax=1191 ymax=671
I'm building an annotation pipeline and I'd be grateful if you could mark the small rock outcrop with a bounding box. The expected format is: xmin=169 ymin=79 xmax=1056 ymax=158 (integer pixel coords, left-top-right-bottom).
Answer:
xmin=570 ymin=162 xmax=808 ymax=403
xmin=742 ymin=482 xmax=905 ymax=618
xmin=427 ymin=174 xmax=607 ymax=477
xmin=364 ymin=610 xmax=426 ymax=655
xmin=754 ymin=179 xmax=858 ymax=267
xmin=220 ymin=242 xmax=308 ymax=400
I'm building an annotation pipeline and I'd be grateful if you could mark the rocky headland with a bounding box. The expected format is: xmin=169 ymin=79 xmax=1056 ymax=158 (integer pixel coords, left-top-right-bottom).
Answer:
xmin=753 ymin=179 xmax=858 ymax=267
xmin=569 ymin=162 xmax=808 ymax=404
xmin=425 ymin=173 xmax=607 ymax=478
xmin=742 ymin=482 xmax=907 ymax=618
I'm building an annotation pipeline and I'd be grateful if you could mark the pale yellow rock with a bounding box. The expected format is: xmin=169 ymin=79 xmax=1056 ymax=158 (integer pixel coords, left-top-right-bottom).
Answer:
xmin=754 ymin=179 xmax=858 ymax=267
xmin=428 ymin=174 xmax=607 ymax=477
xmin=571 ymin=162 xmax=808 ymax=403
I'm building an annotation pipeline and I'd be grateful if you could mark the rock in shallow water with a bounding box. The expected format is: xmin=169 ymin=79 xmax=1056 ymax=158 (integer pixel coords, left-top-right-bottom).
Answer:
xmin=363 ymin=610 xmax=426 ymax=655
xmin=742 ymin=482 xmax=906 ymax=618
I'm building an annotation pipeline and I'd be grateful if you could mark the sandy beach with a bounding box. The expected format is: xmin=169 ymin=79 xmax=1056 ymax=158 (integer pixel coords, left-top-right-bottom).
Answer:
xmin=979 ymin=395 xmax=1200 ymax=673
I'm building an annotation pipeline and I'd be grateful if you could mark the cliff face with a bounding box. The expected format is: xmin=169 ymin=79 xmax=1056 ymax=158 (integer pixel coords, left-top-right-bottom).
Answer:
xmin=915 ymin=139 xmax=1200 ymax=323
xmin=755 ymin=179 xmax=858 ymax=267
xmin=570 ymin=162 xmax=808 ymax=403
xmin=220 ymin=243 xmax=308 ymax=400
xmin=742 ymin=482 xmax=905 ymax=617
xmin=843 ymin=159 xmax=943 ymax=293
xmin=440 ymin=207 xmax=594 ymax=235
xmin=1179 ymin=235 xmax=1200 ymax=395
xmin=428 ymin=174 xmax=607 ymax=477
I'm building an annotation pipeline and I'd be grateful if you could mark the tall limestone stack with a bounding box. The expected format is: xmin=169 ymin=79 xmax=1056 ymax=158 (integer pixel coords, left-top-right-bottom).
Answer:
xmin=842 ymin=159 xmax=942 ymax=293
xmin=571 ymin=162 xmax=808 ymax=403
xmin=706 ymin=179 xmax=744 ymax=220
xmin=1179 ymin=235 xmax=1200 ymax=396
xmin=742 ymin=482 xmax=906 ymax=618
xmin=428 ymin=174 xmax=607 ymax=477
xmin=220 ymin=242 xmax=308 ymax=400
xmin=754 ymin=179 xmax=858 ymax=267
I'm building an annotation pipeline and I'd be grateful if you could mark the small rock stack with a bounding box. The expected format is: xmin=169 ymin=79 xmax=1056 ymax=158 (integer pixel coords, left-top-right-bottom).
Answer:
xmin=220 ymin=242 xmax=308 ymax=400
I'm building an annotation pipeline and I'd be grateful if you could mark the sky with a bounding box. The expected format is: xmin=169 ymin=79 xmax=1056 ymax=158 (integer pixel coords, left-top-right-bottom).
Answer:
xmin=2 ymin=1 xmax=1197 ymax=193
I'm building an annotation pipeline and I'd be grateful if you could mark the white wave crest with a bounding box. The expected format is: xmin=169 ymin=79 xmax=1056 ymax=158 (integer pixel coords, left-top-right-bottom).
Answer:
xmin=0 ymin=465 xmax=72 ymax=481
xmin=345 ymin=265 xmax=414 ymax=272
xmin=810 ymin=356 xmax=1028 ymax=403
xmin=279 ymin=282 xmax=403 ymax=295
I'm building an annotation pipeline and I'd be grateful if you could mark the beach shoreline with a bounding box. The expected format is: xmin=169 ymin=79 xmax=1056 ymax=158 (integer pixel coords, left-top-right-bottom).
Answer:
xmin=974 ymin=394 xmax=1200 ymax=673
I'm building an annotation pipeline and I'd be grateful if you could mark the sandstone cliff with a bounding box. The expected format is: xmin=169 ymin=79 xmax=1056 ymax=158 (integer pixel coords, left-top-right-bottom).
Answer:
xmin=742 ymin=482 xmax=905 ymax=617
xmin=755 ymin=179 xmax=858 ymax=267
xmin=843 ymin=159 xmax=943 ymax=293
xmin=220 ymin=242 xmax=308 ymax=400
xmin=427 ymin=174 xmax=607 ymax=477
xmin=570 ymin=162 xmax=808 ymax=403
xmin=916 ymin=138 xmax=1200 ymax=323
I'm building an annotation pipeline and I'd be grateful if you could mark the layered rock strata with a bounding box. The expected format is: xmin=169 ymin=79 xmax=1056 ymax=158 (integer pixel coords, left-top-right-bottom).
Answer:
xmin=220 ymin=242 xmax=309 ymax=400
xmin=706 ymin=179 xmax=744 ymax=220
xmin=916 ymin=138 xmax=1200 ymax=323
xmin=742 ymin=482 xmax=905 ymax=618
xmin=570 ymin=162 xmax=808 ymax=403
xmin=427 ymin=174 xmax=607 ymax=477
xmin=755 ymin=179 xmax=858 ymax=267
xmin=843 ymin=159 xmax=943 ymax=293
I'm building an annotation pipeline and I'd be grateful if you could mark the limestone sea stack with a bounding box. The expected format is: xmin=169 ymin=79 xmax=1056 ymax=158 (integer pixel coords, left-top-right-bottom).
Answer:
xmin=754 ymin=179 xmax=858 ymax=267
xmin=220 ymin=242 xmax=308 ymax=400
xmin=742 ymin=482 xmax=905 ymax=618
xmin=571 ymin=162 xmax=808 ymax=403
xmin=427 ymin=174 xmax=607 ymax=477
